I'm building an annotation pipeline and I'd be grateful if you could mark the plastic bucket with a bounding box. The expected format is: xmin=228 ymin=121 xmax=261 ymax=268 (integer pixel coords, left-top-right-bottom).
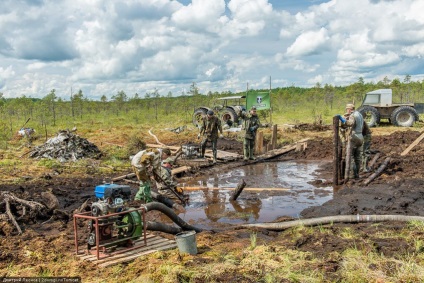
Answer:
xmin=175 ymin=230 xmax=197 ymax=255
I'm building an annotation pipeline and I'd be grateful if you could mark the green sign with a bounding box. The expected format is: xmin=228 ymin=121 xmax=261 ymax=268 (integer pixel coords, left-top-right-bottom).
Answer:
xmin=246 ymin=91 xmax=270 ymax=110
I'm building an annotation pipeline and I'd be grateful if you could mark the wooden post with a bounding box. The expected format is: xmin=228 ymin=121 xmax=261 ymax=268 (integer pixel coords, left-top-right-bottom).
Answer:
xmin=333 ymin=116 xmax=340 ymax=186
xmin=255 ymin=131 xmax=264 ymax=154
xmin=271 ymin=124 xmax=278 ymax=150
xmin=229 ymin=179 xmax=246 ymax=201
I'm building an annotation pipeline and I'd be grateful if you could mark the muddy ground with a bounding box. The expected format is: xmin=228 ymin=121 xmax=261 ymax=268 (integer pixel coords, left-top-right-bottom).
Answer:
xmin=1 ymin=127 xmax=424 ymax=280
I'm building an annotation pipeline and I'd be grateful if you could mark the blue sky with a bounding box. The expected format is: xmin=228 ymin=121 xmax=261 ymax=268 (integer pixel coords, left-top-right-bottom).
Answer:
xmin=0 ymin=0 xmax=423 ymax=100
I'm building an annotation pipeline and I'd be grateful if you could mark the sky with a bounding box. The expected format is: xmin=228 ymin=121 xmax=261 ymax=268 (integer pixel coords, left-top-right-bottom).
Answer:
xmin=1 ymin=0 xmax=424 ymax=100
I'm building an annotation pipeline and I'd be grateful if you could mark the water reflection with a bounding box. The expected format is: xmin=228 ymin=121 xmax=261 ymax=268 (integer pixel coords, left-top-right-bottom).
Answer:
xmin=177 ymin=161 xmax=332 ymax=226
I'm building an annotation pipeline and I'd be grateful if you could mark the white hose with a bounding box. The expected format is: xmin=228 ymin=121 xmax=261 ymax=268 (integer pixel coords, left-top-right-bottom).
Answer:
xmin=241 ymin=214 xmax=424 ymax=231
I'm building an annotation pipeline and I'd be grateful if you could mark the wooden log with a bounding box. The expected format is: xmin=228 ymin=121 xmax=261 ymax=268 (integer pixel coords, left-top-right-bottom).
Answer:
xmin=146 ymin=144 xmax=180 ymax=151
xmin=364 ymin=157 xmax=391 ymax=186
xmin=271 ymin=124 xmax=278 ymax=150
xmin=333 ymin=116 xmax=340 ymax=186
xmin=148 ymin=128 xmax=166 ymax=146
xmin=181 ymin=186 xmax=290 ymax=191
xmin=112 ymin=173 xmax=136 ymax=182
xmin=400 ymin=131 xmax=424 ymax=156
xmin=255 ymin=131 xmax=264 ymax=154
xmin=368 ymin=152 xmax=380 ymax=170
xmin=229 ymin=179 xmax=246 ymax=201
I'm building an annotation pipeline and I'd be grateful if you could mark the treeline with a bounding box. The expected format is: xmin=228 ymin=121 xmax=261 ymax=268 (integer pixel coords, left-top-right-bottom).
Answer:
xmin=0 ymin=76 xmax=423 ymax=145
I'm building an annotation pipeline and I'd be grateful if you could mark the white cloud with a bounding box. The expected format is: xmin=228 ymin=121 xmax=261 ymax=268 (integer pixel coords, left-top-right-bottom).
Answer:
xmin=1 ymin=0 xmax=424 ymax=99
xmin=286 ymin=27 xmax=329 ymax=57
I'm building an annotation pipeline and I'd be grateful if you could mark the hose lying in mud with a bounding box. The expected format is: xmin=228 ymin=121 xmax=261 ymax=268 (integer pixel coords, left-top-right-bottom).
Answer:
xmin=142 ymin=202 xmax=203 ymax=233
xmin=145 ymin=221 xmax=183 ymax=234
xmin=241 ymin=215 xmax=424 ymax=231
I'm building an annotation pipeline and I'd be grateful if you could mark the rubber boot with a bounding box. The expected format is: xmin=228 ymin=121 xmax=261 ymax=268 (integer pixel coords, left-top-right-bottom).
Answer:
xmin=200 ymin=146 xmax=206 ymax=158
xmin=249 ymin=150 xmax=256 ymax=160
xmin=213 ymin=151 xmax=217 ymax=164
xmin=249 ymin=145 xmax=256 ymax=160
xmin=243 ymin=148 xmax=249 ymax=161
xmin=362 ymin=157 xmax=369 ymax=172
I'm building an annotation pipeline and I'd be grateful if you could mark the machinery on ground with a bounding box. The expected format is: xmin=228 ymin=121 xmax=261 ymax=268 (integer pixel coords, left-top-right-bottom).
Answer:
xmin=358 ymin=89 xmax=423 ymax=127
xmin=74 ymin=183 xmax=146 ymax=258
xmin=192 ymin=96 xmax=246 ymax=128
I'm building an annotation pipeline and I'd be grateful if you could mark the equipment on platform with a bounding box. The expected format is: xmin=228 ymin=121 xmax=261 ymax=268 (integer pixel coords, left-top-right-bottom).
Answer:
xmin=73 ymin=183 xmax=147 ymax=259
xmin=181 ymin=143 xmax=200 ymax=159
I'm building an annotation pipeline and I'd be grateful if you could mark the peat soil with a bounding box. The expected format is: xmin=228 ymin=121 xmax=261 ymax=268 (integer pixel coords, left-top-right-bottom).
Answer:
xmin=1 ymin=128 xmax=424 ymax=279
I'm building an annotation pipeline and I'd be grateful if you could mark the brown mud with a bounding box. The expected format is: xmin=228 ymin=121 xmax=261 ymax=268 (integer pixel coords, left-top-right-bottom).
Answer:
xmin=1 ymin=127 xmax=424 ymax=280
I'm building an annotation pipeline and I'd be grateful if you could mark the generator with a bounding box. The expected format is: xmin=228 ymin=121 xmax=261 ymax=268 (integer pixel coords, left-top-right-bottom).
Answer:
xmin=74 ymin=183 xmax=146 ymax=258
xmin=181 ymin=143 xmax=200 ymax=159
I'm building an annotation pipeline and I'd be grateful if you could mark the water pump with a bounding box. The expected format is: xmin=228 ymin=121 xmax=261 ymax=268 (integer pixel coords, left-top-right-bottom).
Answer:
xmin=86 ymin=183 xmax=143 ymax=251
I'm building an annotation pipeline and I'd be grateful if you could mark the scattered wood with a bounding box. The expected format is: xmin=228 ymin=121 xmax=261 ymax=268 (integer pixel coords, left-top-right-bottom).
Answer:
xmin=76 ymin=233 xmax=177 ymax=268
xmin=181 ymin=187 xmax=290 ymax=191
xmin=112 ymin=173 xmax=136 ymax=182
xmin=364 ymin=157 xmax=391 ymax=186
xmin=400 ymin=131 xmax=424 ymax=156
xmin=1 ymin=191 xmax=46 ymax=234
xmin=148 ymin=128 xmax=166 ymax=146
xmin=368 ymin=152 xmax=381 ymax=171
xmin=76 ymin=198 xmax=91 ymax=213
xmin=229 ymin=179 xmax=246 ymax=201
xmin=260 ymin=138 xmax=309 ymax=160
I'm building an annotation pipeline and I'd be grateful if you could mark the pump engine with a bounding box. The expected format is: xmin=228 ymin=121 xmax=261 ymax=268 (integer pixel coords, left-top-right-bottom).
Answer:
xmin=87 ymin=183 xmax=143 ymax=251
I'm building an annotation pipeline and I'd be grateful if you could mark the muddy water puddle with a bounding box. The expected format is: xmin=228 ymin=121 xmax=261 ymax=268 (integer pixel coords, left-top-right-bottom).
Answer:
xmin=172 ymin=161 xmax=333 ymax=229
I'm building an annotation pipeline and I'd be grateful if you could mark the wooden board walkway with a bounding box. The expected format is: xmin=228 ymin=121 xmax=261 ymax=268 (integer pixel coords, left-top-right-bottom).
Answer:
xmin=77 ymin=233 xmax=177 ymax=268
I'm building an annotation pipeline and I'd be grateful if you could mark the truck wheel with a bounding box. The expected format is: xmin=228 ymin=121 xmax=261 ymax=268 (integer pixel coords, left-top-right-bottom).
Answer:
xmin=220 ymin=107 xmax=238 ymax=127
xmin=390 ymin=106 xmax=417 ymax=127
xmin=358 ymin=106 xmax=380 ymax=127
xmin=192 ymin=108 xmax=207 ymax=128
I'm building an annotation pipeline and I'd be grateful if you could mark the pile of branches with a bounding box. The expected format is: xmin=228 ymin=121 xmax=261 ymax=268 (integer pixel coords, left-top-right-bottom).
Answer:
xmin=0 ymin=191 xmax=69 ymax=235
xmin=29 ymin=129 xmax=102 ymax=162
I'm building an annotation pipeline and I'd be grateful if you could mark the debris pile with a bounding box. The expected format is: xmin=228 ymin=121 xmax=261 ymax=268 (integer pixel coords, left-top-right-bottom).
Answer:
xmin=29 ymin=130 xmax=101 ymax=162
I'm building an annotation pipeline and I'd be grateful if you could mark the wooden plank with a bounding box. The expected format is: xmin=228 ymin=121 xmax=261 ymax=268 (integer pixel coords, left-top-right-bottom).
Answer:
xmin=182 ymin=186 xmax=289 ymax=191
xmin=77 ymin=233 xmax=157 ymax=259
xmin=146 ymin=144 xmax=180 ymax=151
xmin=171 ymin=166 xmax=191 ymax=175
xmin=86 ymin=237 xmax=173 ymax=263
xmin=400 ymin=131 xmax=424 ymax=156
xmin=77 ymin=234 xmax=177 ymax=267
xmin=98 ymin=242 xmax=177 ymax=268
xmin=260 ymin=138 xmax=309 ymax=160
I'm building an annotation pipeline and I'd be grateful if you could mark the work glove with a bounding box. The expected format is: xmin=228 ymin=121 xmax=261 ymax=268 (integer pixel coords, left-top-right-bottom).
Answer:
xmin=336 ymin=114 xmax=346 ymax=123
xmin=219 ymin=134 xmax=224 ymax=138
xmin=197 ymin=133 xmax=200 ymax=139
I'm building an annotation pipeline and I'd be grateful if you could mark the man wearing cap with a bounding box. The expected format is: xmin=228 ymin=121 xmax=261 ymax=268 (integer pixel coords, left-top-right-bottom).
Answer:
xmin=156 ymin=157 xmax=181 ymax=200
xmin=198 ymin=110 xmax=223 ymax=163
xmin=131 ymin=147 xmax=171 ymax=202
xmin=240 ymin=106 xmax=266 ymax=161
xmin=336 ymin=104 xmax=364 ymax=179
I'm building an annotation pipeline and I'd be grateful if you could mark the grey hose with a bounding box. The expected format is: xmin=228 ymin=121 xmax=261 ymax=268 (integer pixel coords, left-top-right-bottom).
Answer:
xmin=145 ymin=221 xmax=183 ymax=235
xmin=241 ymin=215 xmax=424 ymax=231
xmin=143 ymin=202 xmax=203 ymax=233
